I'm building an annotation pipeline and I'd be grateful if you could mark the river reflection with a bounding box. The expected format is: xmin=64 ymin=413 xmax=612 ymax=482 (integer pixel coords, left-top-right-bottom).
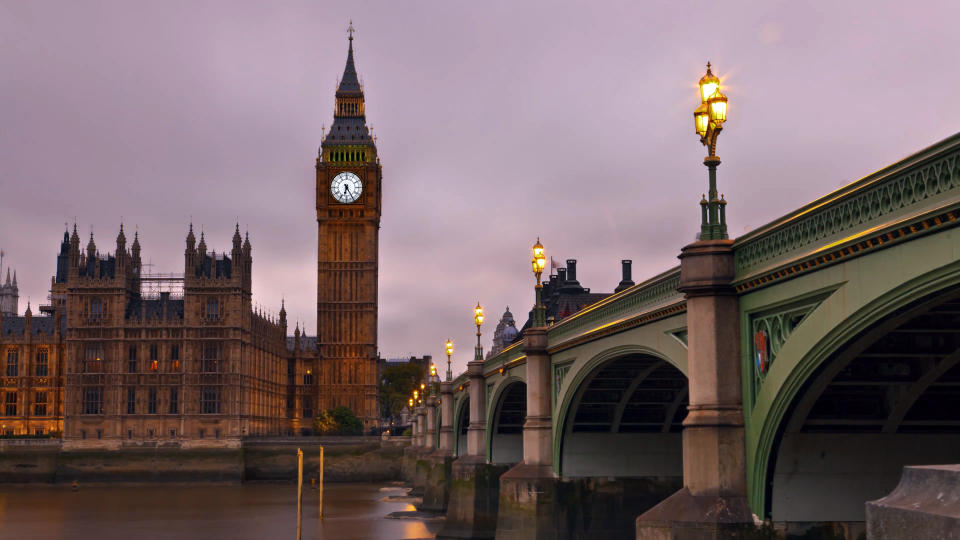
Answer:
xmin=0 ymin=483 xmax=440 ymax=540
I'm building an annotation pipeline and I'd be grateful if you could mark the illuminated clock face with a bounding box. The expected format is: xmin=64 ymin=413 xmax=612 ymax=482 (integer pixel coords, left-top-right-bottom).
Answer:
xmin=331 ymin=171 xmax=363 ymax=203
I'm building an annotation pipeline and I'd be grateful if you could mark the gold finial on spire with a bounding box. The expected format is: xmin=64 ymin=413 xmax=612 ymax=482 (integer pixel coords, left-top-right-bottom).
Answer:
xmin=348 ymin=20 xmax=354 ymax=41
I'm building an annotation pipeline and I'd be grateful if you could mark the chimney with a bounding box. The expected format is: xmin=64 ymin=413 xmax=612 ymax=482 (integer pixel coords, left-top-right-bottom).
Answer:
xmin=557 ymin=268 xmax=567 ymax=283
xmin=615 ymin=259 xmax=636 ymax=293
xmin=566 ymin=259 xmax=577 ymax=282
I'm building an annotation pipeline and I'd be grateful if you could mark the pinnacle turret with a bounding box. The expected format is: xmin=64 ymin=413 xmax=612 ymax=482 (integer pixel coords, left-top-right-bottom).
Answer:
xmin=232 ymin=223 xmax=242 ymax=252
xmin=116 ymin=223 xmax=127 ymax=252
xmin=86 ymin=232 xmax=96 ymax=258
xmin=131 ymin=230 xmax=141 ymax=258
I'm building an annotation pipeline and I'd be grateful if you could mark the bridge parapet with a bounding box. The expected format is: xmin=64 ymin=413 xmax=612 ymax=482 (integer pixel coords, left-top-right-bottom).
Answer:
xmin=545 ymin=267 xmax=684 ymax=353
xmin=734 ymin=133 xmax=960 ymax=287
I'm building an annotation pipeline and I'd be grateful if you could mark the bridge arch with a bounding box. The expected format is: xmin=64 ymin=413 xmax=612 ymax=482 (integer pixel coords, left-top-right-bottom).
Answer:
xmin=552 ymin=344 xmax=687 ymax=473
xmin=453 ymin=393 xmax=469 ymax=456
xmin=751 ymin=260 xmax=960 ymax=523
xmin=485 ymin=377 xmax=526 ymax=464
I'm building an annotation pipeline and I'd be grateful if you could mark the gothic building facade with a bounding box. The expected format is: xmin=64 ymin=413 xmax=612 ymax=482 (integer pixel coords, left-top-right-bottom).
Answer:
xmin=0 ymin=225 xmax=289 ymax=446
xmin=0 ymin=31 xmax=387 ymax=440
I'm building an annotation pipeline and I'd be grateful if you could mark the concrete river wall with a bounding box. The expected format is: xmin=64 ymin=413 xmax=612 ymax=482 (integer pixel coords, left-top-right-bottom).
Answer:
xmin=0 ymin=437 xmax=410 ymax=483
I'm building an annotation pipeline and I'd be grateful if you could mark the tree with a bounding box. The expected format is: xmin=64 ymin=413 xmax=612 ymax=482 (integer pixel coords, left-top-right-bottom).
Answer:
xmin=313 ymin=406 xmax=363 ymax=435
xmin=379 ymin=362 xmax=425 ymax=419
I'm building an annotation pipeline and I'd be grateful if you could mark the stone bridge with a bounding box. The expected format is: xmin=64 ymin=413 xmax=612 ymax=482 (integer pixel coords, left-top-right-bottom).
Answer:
xmin=404 ymin=132 xmax=960 ymax=539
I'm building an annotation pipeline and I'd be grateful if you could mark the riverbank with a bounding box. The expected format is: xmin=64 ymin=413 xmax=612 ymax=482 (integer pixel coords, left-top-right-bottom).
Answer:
xmin=0 ymin=437 xmax=410 ymax=483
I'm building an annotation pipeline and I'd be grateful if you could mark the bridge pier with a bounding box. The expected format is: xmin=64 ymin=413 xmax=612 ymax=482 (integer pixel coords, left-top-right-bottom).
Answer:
xmin=636 ymin=240 xmax=754 ymax=538
xmin=421 ymin=381 xmax=456 ymax=513
xmin=437 ymin=358 xmax=507 ymax=539
xmin=496 ymin=328 xmax=565 ymax=540
xmin=402 ymin=409 xmax=422 ymax=483
xmin=410 ymin=406 xmax=430 ymax=497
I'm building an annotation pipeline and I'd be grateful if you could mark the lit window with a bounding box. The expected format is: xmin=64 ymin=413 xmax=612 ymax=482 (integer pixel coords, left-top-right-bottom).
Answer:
xmin=84 ymin=344 xmax=104 ymax=373
xmin=202 ymin=343 xmax=221 ymax=373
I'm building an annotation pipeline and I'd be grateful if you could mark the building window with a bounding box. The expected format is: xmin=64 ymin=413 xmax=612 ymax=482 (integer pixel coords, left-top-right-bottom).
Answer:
xmin=170 ymin=429 xmax=176 ymax=439
xmin=147 ymin=387 xmax=157 ymax=414
xmin=148 ymin=428 xmax=154 ymax=439
xmin=6 ymin=350 xmax=18 ymax=377
xmin=96 ymin=429 xmax=102 ymax=440
xmin=89 ymin=298 xmax=103 ymax=321
xmin=4 ymin=392 xmax=16 ymax=416
xmin=171 ymin=345 xmax=180 ymax=371
xmin=302 ymin=397 xmax=313 ymax=418
xmin=149 ymin=344 xmax=159 ymax=371
xmin=35 ymin=349 xmax=49 ymax=376
xmin=33 ymin=392 xmax=47 ymax=416
xmin=201 ymin=386 xmax=221 ymax=414
xmin=82 ymin=387 xmax=103 ymax=415
xmin=205 ymin=298 xmax=220 ymax=321
xmin=83 ymin=343 xmax=104 ymax=373
xmin=199 ymin=428 xmax=205 ymax=438
xmin=169 ymin=387 xmax=179 ymax=414
xmin=304 ymin=370 xmax=313 ymax=385
xmin=128 ymin=429 xmax=133 ymax=440
xmin=35 ymin=427 xmax=44 ymax=436
xmin=127 ymin=387 xmax=136 ymax=414
xmin=128 ymin=345 xmax=137 ymax=373
xmin=202 ymin=343 xmax=221 ymax=373
xmin=81 ymin=430 xmax=86 ymax=440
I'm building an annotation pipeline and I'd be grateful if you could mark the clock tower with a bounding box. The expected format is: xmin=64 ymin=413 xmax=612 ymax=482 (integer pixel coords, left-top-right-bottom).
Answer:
xmin=316 ymin=25 xmax=381 ymax=424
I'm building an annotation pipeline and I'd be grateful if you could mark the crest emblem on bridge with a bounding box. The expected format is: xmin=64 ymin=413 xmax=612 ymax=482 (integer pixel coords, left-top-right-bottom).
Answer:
xmin=754 ymin=330 xmax=769 ymax=374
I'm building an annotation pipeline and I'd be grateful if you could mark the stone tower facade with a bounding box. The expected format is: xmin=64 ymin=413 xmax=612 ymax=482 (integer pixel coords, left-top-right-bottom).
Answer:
xmin=315 ymin=28 xmax=381 ymax=424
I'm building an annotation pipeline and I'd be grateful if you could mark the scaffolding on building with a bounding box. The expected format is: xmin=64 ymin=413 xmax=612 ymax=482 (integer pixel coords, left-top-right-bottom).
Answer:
xmin=140 ymin=272 xmax=184 ymax=299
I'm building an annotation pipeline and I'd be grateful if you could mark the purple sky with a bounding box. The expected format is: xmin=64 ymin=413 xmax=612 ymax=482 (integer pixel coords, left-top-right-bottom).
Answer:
xmin=2 ymin=1 xmax=958 ymax=376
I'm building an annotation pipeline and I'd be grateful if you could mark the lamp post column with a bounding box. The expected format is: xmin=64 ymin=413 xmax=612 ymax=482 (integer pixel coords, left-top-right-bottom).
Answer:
xmin=425 ymin=399 xmax=437 ymax=450
xmin=637 ymin=62 xmax=751 ymax=538
xmin=416 ymin=407 xmax=426 ymax=448
xmin=465 ymin=360 xmax=486 ymax=456
xmin=439 ymin=381 xmax=454 ymax=453
xmin=521 ymin=327 xmax=551 ymax=467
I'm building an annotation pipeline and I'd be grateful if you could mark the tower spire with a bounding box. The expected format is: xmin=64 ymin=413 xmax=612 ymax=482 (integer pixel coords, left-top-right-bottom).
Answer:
xmin=336 ymin=21 xmax=362 ymax=96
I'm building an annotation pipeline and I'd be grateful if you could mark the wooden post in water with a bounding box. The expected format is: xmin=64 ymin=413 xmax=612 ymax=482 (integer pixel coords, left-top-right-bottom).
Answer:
xmin=318 ymin=446 xmax=324 ymax=520
xmin=296 ymin=448 xmax=303 ymax=540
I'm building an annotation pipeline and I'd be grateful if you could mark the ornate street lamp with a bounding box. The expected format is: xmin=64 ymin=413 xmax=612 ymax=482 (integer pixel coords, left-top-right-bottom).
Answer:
xmin=445 ymin=339 xmax=454 ymax=381
xmin=531 ymin=238 xmax=547 ymax=327
xmin=474 ymin=302 xmax=485 ymax=365
xmin=693 ymin=62 xmax=730 ymax=240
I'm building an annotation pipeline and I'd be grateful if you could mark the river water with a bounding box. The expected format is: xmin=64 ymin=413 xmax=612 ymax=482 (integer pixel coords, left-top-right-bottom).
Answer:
xmin=0 ymin=483 xmax=441 ymax=540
